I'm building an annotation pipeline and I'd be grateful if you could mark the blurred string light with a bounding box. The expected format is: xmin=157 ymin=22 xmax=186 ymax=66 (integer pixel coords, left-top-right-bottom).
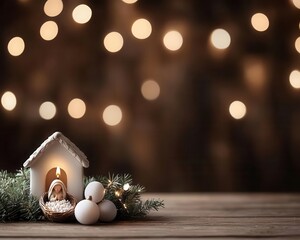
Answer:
xmin=44 ymin=0 xmax=63 ymax=17
xmin=40 ymin=21 xmax=58 ymax=41
xmin=122 ymin=0 xmax=138 ymax=4
xmin=141 ymin=79 xmax=160 ymax=100
xmin=123 ymin=183 xmax=130 ymax=191
xmin=1 ymin=91 xmax=17 ymax=111
xmin=210 ymin=28 xmax=231 ymax=50
xmin=291 ymin=0 xmax=300 ymax=9
xmin=229 ymin=101 xmax=247 ymax=119
xmin=68 ymin=98 xmax=86 ymax=119
xmin=243 ymin=58 xmax=267 ymax=91
xmin=72 ymin=4 xmax=92 ymax=24
xmin=251 ymin=13 xmax=269 ymax=32
xmin=7 ymin=37 xmax=25 ymax=56
xmin=295 ymin=37 xmax=300 ymax=53
xmin=103 ymin=32 xmax=124 ymax=53
xmin=163 ymin=30 xmax=183 ymax=51
xmin=289 ymin=70 xmax=300 ymax=89
xmin=131 ymin=18 xmax=152 ymax=39
xmin=5 ymin=1 xmax=299 ymax=125
xmin=102 ymin=105 xmax=122 ymax=126
xmin=39 ymin=101 xmax=56 ymax=120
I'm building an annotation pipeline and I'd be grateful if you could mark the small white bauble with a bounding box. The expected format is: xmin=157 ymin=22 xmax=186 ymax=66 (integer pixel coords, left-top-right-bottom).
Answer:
xmin=75 ymin=199 xmax=100 ymax=225
xmin=84 ymin=181 xmax=105 ymax=203
xmin=98 ymin=200 xmax=117 ymax=222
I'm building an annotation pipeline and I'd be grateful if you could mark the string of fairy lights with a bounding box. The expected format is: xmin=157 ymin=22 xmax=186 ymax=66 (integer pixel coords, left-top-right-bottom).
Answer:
xmin=2 ymin=0 xmax=300 ymax=126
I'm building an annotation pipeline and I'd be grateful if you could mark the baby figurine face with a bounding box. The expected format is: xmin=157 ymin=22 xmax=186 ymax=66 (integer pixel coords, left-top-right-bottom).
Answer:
xmin=54 ymin=184 xmax=62 ymax=193
xmin=48 ymin=179 xmax=67 ymax=202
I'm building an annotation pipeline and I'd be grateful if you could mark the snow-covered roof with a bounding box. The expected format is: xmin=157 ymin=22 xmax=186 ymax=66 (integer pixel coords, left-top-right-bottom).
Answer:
xmin=23 ymin=132 xmax=89 ymax=168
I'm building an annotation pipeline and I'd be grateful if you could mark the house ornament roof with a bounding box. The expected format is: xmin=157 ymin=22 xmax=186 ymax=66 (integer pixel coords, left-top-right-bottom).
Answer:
xmin=23 ymin=132 xmax=89 ymax=168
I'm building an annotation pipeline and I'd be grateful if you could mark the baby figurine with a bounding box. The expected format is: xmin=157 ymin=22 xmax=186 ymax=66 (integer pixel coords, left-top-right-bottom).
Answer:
xmin=48 ymin=179 xmax=67 ymax=201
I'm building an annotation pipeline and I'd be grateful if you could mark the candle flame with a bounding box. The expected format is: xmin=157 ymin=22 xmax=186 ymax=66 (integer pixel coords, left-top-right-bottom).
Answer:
xmin=56 ymin=166 xmax=61 ymax=178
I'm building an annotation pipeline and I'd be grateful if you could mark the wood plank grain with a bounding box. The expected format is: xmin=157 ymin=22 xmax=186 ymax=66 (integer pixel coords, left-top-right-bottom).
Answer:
xmin=0 ymin=193 xmax=299 ymax=239
xmin=160 ymin=193 xmax=300 ymax=217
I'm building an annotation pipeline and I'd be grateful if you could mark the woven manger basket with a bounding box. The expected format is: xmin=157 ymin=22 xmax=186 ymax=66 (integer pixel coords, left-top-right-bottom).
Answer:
xmin=39 ymin=192 xmax=77 ymax=222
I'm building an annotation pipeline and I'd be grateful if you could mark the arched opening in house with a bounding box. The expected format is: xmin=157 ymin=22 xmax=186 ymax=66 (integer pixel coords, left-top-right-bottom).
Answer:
xmin=45 ymin=167 xmax=67 ymax=192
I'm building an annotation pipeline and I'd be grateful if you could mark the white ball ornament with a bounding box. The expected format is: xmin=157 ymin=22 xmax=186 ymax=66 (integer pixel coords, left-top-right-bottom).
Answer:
xmin=75 ymin=199 xmax=100 ymax=225
xmin=84 ymin=181 xmax=105 ymax=203
xmin=98 ymin=200 xmax=117 ymax=222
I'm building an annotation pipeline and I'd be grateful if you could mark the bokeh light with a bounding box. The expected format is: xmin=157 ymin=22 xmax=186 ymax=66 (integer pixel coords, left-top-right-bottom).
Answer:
xmin=102 ymin=105 xmax=122 ymax=126
xmin=295 ymin=37 xmax=300 ymax=53
xmin=40 ymin=21 xmax=58 ymax=41
xmin=292 ymin=0 xmax=300 ymax=9
xmin=243 ymin=58 xmax=267 ymax=91
xmin=44 ymin=0 xmax=63 ymax=17
xmin=251 ymin=13 xmax=269 ymax=32
xmin=131 ymin=18 xmax=152 ymax=39
xmin=68 ymin=98 xmax=86 ymax=119
xmin=289 ymin=70 xmax=300 ymax=89
xmin=229 ymin=101 xmax=247 ymax=119
xmin=103 ymin=32 xmax=124 ymax=53
xmin=39 ymin=101 xmax=56 ymax=120
xmin=122 ymin=0 xmax=138 ymax=4
xmin=123 ymin=183 xmax=130 ymax=191
xmin=141 ymin=80 xmax=160 ymax=100
xmin=1 ymin=91 xmax=17 ymax=111
xmin=163 ymin=30 xmax=183 ymax=51
xmin=7 ymin=37 xmax=25 ymax=56
xmin=72 ymin=4 xmax=92 ymax=24
xmin=210 ymin=28 xmax=231 ymax=50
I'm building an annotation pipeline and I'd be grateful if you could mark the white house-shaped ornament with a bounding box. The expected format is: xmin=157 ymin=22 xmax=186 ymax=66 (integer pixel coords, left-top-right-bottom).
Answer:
xmin=23 ymin=132 xmax=89 ymax=201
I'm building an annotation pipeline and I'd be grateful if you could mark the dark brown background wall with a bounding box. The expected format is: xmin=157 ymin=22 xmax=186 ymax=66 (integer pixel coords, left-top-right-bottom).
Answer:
xmin=1 ymin=0 xmax=300 ymax=192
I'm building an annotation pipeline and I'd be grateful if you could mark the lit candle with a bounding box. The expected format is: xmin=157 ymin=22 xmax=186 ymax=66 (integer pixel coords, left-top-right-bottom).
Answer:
xmin=56 ymin=166 xmax=61 ymax=178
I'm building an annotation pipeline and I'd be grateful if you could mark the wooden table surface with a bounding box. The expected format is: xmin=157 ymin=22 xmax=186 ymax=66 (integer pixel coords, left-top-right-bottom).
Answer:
xmin=0 ymin=193 xmax=300 ymax=239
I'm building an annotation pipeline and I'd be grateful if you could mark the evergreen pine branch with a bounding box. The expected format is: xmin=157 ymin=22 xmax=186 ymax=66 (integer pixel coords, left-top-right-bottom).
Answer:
xmin=0 ymin=168 xmax=42 ymax=222
xmin=85 ymin=173 xmax=164 ymax=219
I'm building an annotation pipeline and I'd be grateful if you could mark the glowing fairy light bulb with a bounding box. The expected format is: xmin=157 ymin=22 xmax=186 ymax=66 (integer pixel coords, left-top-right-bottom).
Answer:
xmin=131 ymin=18 xmax=152 ymax=39
xmin=141 ymin=79 xmax=160 ymax=100
xmin=229 ymin=101 xmax=247 ymax=119
xmin=123 ymin=183 xmax=130 ymax=191
xmin=103 ymin=32 xmax=124 ymax=53
xmin=289 ymin=70 xmax=300 ymax=89
xmin=7 ymin=37 xmax=25 ymax=56
xmin=44 ymin=0 xmax=63 ymax=17
xmin=39 ymin=101 xmax=56 ymax=120
xmin=210 ymin=28 xmax=231 ymax=49
xmin=68 ymin=98 xmax=86 ymax=119
xmin=40 ymin=21 xmax=58 ymax=41
xmin=251 ymin=13 xmax=269 ymax=32
xmin=102 ymin=105 xmax=122 ymax=126
xmin=163 ymin=30 xmax=183 ymax=51
xmin=72 ymin=4 xmax=92 ymax=24
xmin=115 ymin=190 xmax=121 ymax=197
xmin=1 ymin=91 xmax=17 ymax=111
